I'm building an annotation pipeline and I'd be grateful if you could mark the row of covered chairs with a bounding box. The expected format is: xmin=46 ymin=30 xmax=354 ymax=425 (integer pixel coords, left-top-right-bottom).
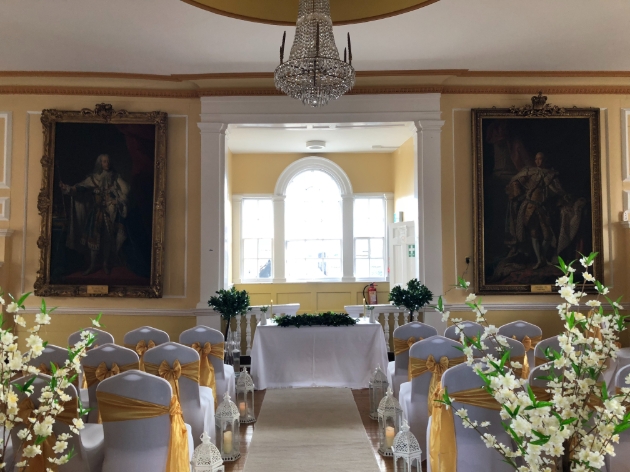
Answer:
xmin=9 ymin=325 xmax=236 ymax=472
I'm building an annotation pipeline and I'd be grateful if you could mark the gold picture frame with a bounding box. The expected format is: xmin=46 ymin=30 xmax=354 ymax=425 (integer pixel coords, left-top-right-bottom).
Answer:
xmin=34 ymin=103 xmax=167 ymax=297
xmin=472 ymin=93 xmax=603 ymax=295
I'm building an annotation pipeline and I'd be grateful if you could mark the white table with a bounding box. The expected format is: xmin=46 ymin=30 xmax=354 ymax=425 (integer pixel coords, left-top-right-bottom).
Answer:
xmin=250 ymin=319 xmax=389 ymax=389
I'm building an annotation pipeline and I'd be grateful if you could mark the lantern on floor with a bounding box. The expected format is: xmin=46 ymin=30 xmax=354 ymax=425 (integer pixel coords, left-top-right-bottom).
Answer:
xmin=369 ymin=364 xmax=388 ymax=420
xmin=392 ymin=420 xmax=422 ymax=472
xmin=377 ymin=387 xmax=403 ymax=457
xmin=191 ymin=431 xmax=225 ymax=472
xmin=215 ymin=392 xmax=241 ymax=461
xmin=236 ymin=367 xmax=256 ymax=424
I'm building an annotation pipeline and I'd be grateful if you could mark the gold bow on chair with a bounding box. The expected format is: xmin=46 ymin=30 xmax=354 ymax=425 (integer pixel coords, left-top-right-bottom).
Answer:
xmin=144 ymin=359 xmax=200 ymax=404
xmin=393 ymin=337 xmax=422 ymax=356
xmin=408 ymin=354 xmax=466 ymax=415
xmin=125 ymin=340 xmax=156 ymax=371
xmin=17 ymin=396 xmax=78 ymax=472
xmin=83 ymin=361 xmax=139 ymax=423
xmin=429 ymin=387 xmax=500 ymax=472
xmin=97 ymin=391 xmax=189 ymax=472
xmin=190 ymin=342 xmax=224 ymax=408
xmin=511 ymin=335 xmax=542 ymax=379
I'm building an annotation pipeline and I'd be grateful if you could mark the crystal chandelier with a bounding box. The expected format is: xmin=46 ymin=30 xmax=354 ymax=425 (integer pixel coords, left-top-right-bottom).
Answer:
xmin=274 ymin=0 xmax=356 ymax=107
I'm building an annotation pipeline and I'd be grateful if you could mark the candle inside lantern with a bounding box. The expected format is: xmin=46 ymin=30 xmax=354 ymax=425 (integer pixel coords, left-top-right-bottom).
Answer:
xmin=239 ymin=401 xmax=246 ymax=415
xmin=223 ymin=431 xmax=233 ymax=454
xmin=385 ymin=426 xmax=395 ymax=448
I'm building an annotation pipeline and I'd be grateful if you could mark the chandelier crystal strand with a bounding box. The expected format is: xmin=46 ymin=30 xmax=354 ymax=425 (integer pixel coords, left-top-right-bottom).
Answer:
xmin=274 ymin=0 xmax=356 ymax=107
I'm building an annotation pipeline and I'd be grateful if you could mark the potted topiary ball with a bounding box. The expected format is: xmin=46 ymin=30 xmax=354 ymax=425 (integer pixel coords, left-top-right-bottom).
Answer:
xmin=208 ymin=286 xmax=251 ymax=339
xmin=388 ymin=279 xmax=433 ymax=323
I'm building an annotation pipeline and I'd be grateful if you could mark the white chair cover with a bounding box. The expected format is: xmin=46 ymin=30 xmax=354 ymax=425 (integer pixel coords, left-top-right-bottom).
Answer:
xmin=97 ymin=370 xmax=193 ymax=472
xmin=143 ymin=342 xmax=214 ymax=448
xmin=444 ymin=321 xmax=484 ymax=343
xmin=29 ymin=344 xmax=69 ymax=370
xmin=472 ymin=336 xmax=526 ymax=367
xmin=123 ymin=326 xmax=170 ymax=347
xmin=387 ymin=322 xmax=438 ymax=397
xmin=497 ymin=321 xmax=542 ymax=371
xmin=439 ymin=363 xmax=514 ymax=472
xmin=11 ymin=374 xmax=103 ymax=472
xmin=607 ymin=364 xmax=630 ymax=472
xmin=179 ymin=325 xmax=236 ymax=401
xmin=81 ymin=344 xmax=140 ymax=423
xmin=398 ymin=335 xmax=462 ymax=459
xmin=534 ymin=335 xmax=561 ymax=363
xmin=68 ymin=328 xmax=115 ymax=406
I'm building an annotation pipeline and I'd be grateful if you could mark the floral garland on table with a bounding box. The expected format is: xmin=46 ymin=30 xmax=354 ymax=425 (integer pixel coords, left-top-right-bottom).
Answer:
xmin=272 ymin=312 xmax=357 ymax=328
xmin=433 ymin=252 xmax=628 ymax=472
xmin=0 ymin=292 xmax=99 ymax=470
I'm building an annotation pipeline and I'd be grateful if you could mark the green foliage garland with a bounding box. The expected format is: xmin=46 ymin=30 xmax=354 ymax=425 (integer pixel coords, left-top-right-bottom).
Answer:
xmin=272 ymin=312 xmax=357 ymax=328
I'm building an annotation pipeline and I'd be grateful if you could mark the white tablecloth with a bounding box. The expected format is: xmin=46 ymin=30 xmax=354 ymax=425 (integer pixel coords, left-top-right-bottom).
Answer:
xmin=251 ymin=319 xmax=389 ymax=389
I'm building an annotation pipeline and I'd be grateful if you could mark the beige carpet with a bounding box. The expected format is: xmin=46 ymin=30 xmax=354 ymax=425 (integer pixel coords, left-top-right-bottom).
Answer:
xmin=243 ymin=388 xmax=381 ymax=472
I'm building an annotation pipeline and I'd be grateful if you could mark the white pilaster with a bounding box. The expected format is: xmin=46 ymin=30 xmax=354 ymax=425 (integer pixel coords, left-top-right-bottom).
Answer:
xmin=197 ymin=122 xmax=227 ymax=309
xmin=272 ymin=195 xmax=286 ymax=282
xmin=415 ymin=119 xmax=446 ymax=333
xmin=342 ymin=194 xmax=354 ymax=282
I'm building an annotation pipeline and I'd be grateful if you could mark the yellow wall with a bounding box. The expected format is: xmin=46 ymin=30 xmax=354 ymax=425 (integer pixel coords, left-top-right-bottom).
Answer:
xmin=393 ymin=137 xmax=416 ymax=222
xmin=230 ymin=152 xmax=395 ymax=194
xmin=0 ymin=93 xmax=201 ymax=346
xmin=440 ymin=93 xmax=630 ymax=342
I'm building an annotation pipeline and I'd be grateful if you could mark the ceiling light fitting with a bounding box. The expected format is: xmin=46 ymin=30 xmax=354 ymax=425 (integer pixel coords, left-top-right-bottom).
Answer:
xmin=274 ymin=0 xmax=356 ymax=108
xmin=306 ymin=140 xmax=326 ymax=150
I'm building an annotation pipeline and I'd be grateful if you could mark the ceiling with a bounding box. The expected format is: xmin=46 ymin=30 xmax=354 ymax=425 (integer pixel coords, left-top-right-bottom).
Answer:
xmin=227 ymin=123 xmax=415 ymax=154
xmin=2 ymin=0 xmax=630 ymax=74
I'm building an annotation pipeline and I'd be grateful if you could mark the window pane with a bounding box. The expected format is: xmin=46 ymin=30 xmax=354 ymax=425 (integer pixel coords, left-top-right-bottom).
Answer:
xmin=354 ymin=197 xmax=385 ymax=237
xmin=370 ymin=260 xmax=384 ymax=278
xmin=258 ymin=238 xmax=272 ymax=259
xmin=243 ymin=199 xmax=273 ymax=238
xmin=243 ymin=239 xmax=258 ymax=259
xmin=257 ymin=259 xmax=272 ymax=278
xmin=356 ymin=259 xmax=369 ymax=278
xmin=243 ymin=259 xmax=259 ymax=279
xmin=370 ymin=239 xmax=384 ymax=258
xmin=356 ymin=238 xmax=369 ymax=258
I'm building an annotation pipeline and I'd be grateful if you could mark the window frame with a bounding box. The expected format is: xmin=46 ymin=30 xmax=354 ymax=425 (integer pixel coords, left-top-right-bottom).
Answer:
xmin=238 ymin=196 xmax=275 ymax=284
xmin=232 ymin=157 xmax=393 ymax=284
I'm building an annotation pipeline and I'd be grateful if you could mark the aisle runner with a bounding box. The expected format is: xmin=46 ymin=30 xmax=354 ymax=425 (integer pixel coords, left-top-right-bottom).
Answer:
xmin=243 ymin=388 xmax=381 ymax=472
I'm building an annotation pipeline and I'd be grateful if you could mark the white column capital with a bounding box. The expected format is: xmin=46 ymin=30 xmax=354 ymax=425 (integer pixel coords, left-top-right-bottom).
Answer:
xmin=232 ymin=194 xmax=244 ymax=203
xmin=198 ymin=122 xmax=228 ymax=134
xmin=272 ymin=195 xmax=286 ymax=202
xmin=415 ymin=120 xmax=446 ymax=132
xmin=342 ymin=194 xmax=355 ymax=201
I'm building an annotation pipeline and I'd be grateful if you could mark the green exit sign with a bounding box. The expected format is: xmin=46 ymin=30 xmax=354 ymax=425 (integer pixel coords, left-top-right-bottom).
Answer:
xmin=408 ymin=244 xmax=415 ymax=257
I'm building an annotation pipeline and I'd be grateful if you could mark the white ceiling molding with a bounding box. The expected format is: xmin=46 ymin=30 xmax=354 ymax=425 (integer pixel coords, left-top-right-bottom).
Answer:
xmin=3 ymin=0 xmax=630 ymax=74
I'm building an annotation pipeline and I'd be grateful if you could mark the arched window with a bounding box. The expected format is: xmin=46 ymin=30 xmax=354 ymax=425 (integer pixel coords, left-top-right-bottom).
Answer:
xmin=285 ymin=170 xmax=343 ymax=279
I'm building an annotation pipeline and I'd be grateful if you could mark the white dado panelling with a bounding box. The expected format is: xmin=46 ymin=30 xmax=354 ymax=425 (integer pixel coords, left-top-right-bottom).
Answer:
xmin=0 ymin=197 xmax=10 ymax=221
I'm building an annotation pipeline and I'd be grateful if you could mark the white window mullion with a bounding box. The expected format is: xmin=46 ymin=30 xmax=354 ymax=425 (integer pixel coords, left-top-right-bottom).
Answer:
xmin=342 ymin=195 xmax=355 ymax=282
xmin=273 ymin=195 xmax=286 ymax=282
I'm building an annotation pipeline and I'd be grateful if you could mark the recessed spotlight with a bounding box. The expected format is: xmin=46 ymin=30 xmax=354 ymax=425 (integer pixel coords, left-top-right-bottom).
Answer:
xmin=307 ymin=140 xmax=326 ymax=150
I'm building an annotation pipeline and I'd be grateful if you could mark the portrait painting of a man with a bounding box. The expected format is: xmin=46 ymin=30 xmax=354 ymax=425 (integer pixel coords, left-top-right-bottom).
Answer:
xmin=35 ymin=104 xmax=167 ymax=297
xmin=473 ymin=108 xmax=603 ymax=294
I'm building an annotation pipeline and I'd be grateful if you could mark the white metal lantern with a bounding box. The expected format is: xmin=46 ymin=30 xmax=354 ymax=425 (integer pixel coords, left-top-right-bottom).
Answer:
xmin=392 ymin=420 xmax=422 ymax=472
xmin=369 ymin=364 xmax=389 ymax=420
xmin=236 ymin=367 xmax=256 ymax=424
xmin=191 ymin=431 xmax=225 ymax=472
xmin=377 ymin=387 xmax=403 ymax=457
xmin=215 ymin=392 xmax=241 ymax=461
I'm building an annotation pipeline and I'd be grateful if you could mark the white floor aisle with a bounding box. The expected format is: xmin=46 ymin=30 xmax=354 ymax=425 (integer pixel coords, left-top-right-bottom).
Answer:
xmin=242 ymin=388 xmax=381 ymax=472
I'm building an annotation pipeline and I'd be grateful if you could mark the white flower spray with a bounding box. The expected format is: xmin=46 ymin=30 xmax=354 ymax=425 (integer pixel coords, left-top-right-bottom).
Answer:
xmin=434 ymin=252 xmax=628 ymax=471
xmin=0 ymin=292 xmax=102 ymax=469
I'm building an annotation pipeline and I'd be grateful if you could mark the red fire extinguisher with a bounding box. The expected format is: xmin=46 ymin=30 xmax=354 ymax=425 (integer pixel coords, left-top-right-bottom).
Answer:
xmin=363 ymin=283 xmax=378 ymax=305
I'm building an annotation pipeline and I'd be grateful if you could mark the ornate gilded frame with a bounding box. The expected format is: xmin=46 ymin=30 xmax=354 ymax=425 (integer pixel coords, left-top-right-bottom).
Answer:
xmin=472 ymin=94 xmax=603 ymax=295
xmin=34 ymin=103 xmax=167 ymax=297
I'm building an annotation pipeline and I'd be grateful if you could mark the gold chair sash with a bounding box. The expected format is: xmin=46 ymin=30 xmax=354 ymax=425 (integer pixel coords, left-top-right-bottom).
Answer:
xmin=17 ymin=397 xmax=78 ymax=472
xmin=511 ymin=335 xmax=542 ymax=379
xmin=83 ymin=361 xmax=140 ymax=423
xmin=189 ymin=342 xmax=224 ymax=408
xmin=96 ymin=391 xmax=189 ymax=472
xmin=125 ymin=340 xmax=156 ymax=371
xmin=144 ymin=359 xmax=200 ymax=404
xmin=507 ymin=355 xmax=526 ymax=379
xmin=535 ymin=356 xmax=549 ymax=367
xmin=393 ymin=337 xmax=422 ymax=356
xmin=429 ymin=387 xmax=500 ymax=472
xmin=409 ymin=355 xmax=466 ymax=415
